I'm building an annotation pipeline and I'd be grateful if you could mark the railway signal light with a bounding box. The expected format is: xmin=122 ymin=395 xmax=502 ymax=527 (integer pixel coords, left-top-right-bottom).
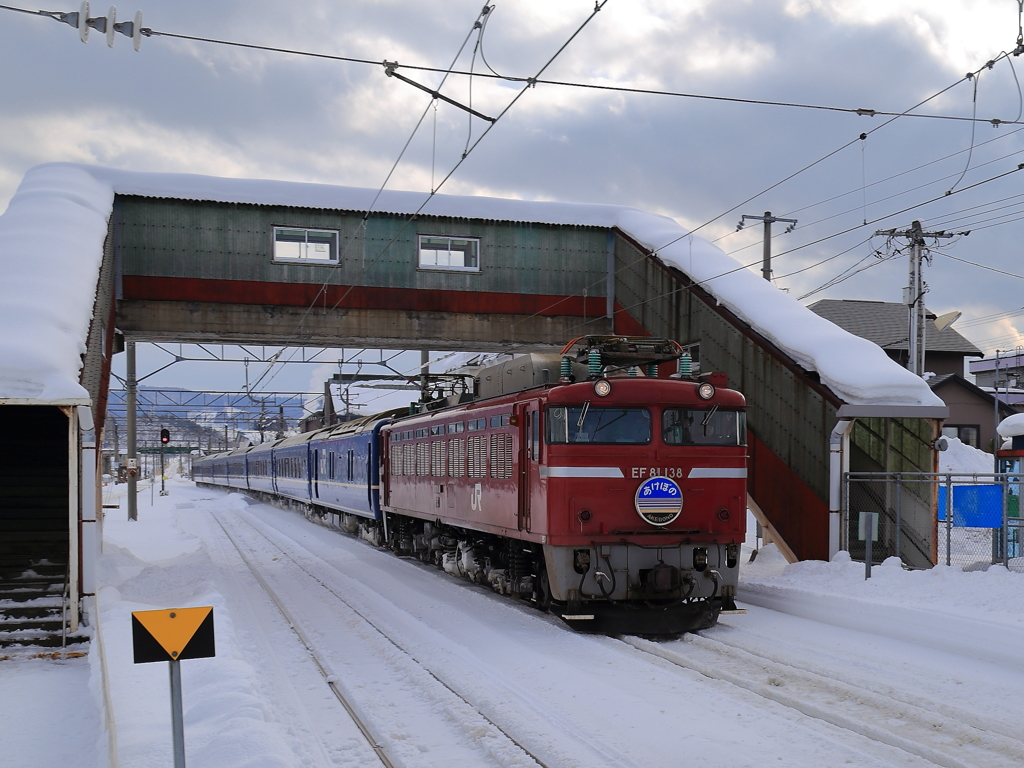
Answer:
xmin=160 ymin=428 xmax=170 ymax=444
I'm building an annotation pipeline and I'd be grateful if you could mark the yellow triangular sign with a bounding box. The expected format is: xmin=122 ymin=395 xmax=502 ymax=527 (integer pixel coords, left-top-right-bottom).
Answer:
xmin=133 ymin=607 xmax=212 ymax=659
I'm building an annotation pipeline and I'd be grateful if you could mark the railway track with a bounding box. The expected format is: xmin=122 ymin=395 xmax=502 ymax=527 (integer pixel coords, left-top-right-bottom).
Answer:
xmin=615 ymin=630 xmax=1024 ymax=768
xmin=211 ymin=507 xmax=642 ymax=768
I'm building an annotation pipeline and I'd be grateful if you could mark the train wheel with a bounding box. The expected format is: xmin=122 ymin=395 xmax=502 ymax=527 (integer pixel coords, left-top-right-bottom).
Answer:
xmin=535 ymin=568 xmax=552 ymax=613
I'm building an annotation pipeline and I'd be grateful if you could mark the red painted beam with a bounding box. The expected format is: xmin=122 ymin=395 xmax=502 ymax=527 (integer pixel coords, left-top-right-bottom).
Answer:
xmin=122 ymin=276 xmax=608 ymax=318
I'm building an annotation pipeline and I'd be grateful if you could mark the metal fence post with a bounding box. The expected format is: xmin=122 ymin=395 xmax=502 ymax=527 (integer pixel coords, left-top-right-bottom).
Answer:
xmin=865 ymin=513 xmax=873 ymax=579
xmin=945 ymin=474 xmax=953 ymax=567
xmin=1003 ymin=472 xmax=1010 ymax=569
xmin=895 ymin=473 xmax=902 ymax=562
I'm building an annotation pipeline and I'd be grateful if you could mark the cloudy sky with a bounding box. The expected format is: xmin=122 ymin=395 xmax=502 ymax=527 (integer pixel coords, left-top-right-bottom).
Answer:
xmin=3 ymin=0 xmax=1024 ymax=409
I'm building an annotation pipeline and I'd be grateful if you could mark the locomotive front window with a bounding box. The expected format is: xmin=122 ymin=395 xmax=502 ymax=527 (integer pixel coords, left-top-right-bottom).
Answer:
xmin=662 ymin=408 xmax=746 ymax=446
xmin=546 ymin=406 xmax=651 ymax=444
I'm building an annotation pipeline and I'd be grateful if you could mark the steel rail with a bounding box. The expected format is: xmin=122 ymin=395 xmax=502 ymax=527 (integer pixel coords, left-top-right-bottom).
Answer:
xmin=217 ymin=510 xmax=556 ymax=768
xmin=614 ymin=634 xmax=1024 ymax=768
xmin=211 ymin=515 xmax=398 ymax=768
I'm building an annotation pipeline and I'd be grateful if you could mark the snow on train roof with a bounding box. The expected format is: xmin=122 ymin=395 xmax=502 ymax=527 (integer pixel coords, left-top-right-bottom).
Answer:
xmin=0 ymin=162 xmax=941 ymax=408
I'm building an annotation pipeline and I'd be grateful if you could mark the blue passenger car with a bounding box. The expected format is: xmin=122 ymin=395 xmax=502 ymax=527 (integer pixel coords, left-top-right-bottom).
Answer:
xmin=245 ymin=439 xmax=277 ymax=496
xmin=306 ymin=415 xmax=392 ymax=521
xmin=271 ymin=431 xmax=317 ymax=505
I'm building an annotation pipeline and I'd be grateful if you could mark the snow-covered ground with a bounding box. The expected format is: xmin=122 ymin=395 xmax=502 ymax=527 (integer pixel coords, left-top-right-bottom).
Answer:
xmin=5 ymin=478 xmax=1024 ymax=768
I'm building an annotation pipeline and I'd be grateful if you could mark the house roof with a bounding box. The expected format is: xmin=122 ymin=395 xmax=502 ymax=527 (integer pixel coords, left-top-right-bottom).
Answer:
xmin=806 ymin=299 xmax=983 ymax=356
xmin=927 ymin=373 xmax=1016 ymax=417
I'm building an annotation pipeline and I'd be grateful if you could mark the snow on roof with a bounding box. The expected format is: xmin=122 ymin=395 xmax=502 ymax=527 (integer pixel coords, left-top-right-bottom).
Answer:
xmin=0 ymin=162 xmax=942 ymax=408
xmin=0 ymin=165 xmax=112 ymax=402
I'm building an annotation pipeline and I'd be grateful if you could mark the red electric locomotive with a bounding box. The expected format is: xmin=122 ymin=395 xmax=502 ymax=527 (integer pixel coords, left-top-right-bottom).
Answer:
xmin=381 ymin=336 xmax=747 ymax=634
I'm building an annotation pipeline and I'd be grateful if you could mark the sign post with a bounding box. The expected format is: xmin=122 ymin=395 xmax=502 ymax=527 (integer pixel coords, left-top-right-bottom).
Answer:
xmin=132 ymin=607 xmax=215 ymax=767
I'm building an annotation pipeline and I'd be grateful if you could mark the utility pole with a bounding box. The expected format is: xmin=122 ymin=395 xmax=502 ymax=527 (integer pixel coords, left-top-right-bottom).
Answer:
xmin=738 ymin=211 xmax=798 ymax=282
xmin=875 ymin=221 xmax=955 ymax=376
xmin=420 ymin=350 xmax=430 ymax=403
xmin=127 ymin=341 xmax=138 ymax=521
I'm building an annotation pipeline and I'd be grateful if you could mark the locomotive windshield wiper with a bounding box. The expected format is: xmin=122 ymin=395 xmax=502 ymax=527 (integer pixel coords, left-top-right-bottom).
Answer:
xmin=577 ymin=400 xmax=591 ymax=428
xmin=701 ymin=404 xmax=719 ymax=433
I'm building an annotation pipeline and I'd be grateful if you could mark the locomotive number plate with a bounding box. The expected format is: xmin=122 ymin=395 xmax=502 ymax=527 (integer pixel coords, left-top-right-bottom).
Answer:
xmin=631 ymin=467 xmax=685 ymax=479
xmin=634 ymin=476 xmax=683 ymax=526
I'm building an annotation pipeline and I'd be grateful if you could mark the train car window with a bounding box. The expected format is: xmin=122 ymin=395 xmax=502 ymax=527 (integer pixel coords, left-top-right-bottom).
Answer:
xmin=430 ymin=425 xmax=444 ymax=436
xmin=490 ymin=415 xmax=501 ymax=428
xmin=662 ymin=409 xmax=747 ymax=446
xmin=447 ymin=422 xmax=464 ymax=434
xmin=347 ymin=449 xmax=355 ymax=481
xmin=416 ymin=428 xmax=428 ymax=438
xmin=545 ymin=407 xmax=651 ymax=444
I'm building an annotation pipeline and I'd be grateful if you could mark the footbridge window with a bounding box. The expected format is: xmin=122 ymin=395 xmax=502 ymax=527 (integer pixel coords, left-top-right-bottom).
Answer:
xmin=418 ymin=235 xmax=480 ymax=272
xmin=273 ymin=227 xmax=339 ymax=264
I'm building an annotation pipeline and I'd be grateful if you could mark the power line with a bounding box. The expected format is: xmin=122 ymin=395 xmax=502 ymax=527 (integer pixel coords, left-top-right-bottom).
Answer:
xmin=6 ymin=3 xmax=1024 ymax=127
xmin=937 ymin=251 xmax=1024 ymax=281
xmin=233 ymin=5 xmax=494 ymax=395
xmin=250 ymin=1 xmax=612 ymax=391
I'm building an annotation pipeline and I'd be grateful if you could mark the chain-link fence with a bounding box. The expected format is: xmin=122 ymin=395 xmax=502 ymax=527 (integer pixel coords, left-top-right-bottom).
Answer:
xmin=844 ymin=472 xmax=1024 ymax=573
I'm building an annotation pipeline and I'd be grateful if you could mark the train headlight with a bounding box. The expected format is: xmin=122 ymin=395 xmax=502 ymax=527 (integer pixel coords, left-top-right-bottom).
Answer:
xmin=594 ymin=379 xmax=612 ymax=397
xmin=698 ymin=383 xmax=715 ymax=400
xmin=693 ymin=547 xmax=709 ymax=572
xmin=726 ymin=544 xmax=739 ymax=569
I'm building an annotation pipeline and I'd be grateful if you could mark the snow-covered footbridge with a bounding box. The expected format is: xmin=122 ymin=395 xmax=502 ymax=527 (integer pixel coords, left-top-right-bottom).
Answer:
xmin=0 ymin=163 xmax=945 ymax=644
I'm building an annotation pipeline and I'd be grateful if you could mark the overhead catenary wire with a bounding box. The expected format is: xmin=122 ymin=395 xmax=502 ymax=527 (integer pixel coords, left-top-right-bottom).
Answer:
xmin=320 ymin=0 xmax=611 ymax=318
xmin=721 ymin=144 xmax=1024 ymax=262
xmin=5 ymin=3 xmax=1024 ymax=128
xmin=10 ymin=2 xmax=1024 ymax=378
xmin=251 ymin=1 xmax=611 ymax=394
xmin=245 ymin=4 xmax=492 ymax=395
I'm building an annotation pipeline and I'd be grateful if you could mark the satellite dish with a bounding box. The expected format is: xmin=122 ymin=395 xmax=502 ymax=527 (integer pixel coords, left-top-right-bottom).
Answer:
xmin=934 ymin=311 xmax=962 ymax=332
xmin=106 ymin=6 xmax=116 ymax=48
xmin=79 ymin=1 xmax=89 ymax=43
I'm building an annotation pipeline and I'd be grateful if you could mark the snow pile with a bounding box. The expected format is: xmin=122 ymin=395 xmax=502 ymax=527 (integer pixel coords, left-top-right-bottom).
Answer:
xmin=91 ymin=488 xmax=309 ymax=767
xmin=939 ymin=436 xmax=995 ymax=475
xmin=741 ymin=546 xmax=1024 ymax=667
xmin=0 ymin=162 xmax=941 ymax=407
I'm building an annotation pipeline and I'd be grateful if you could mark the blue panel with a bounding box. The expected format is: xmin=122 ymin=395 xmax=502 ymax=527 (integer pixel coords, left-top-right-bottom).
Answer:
xmin=937 ymin=485 xmax=1004 ymax=528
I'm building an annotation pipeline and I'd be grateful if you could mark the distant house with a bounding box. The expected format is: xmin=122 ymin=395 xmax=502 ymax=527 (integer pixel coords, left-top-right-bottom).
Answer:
xmin=968 ymin=353 xmax=1024 ymax=413
xmin=807 ymin=299 xmax=983 ymax=377
xmin=927 ymin=374 xmax=1014 ymax=452
xmin=808 ymin=299 xmax=998 ymax=449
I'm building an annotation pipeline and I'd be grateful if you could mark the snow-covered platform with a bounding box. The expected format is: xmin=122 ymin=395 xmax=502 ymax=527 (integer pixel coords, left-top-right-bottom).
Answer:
xmin=8 ymin=479 xmax=1024 ymax=768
